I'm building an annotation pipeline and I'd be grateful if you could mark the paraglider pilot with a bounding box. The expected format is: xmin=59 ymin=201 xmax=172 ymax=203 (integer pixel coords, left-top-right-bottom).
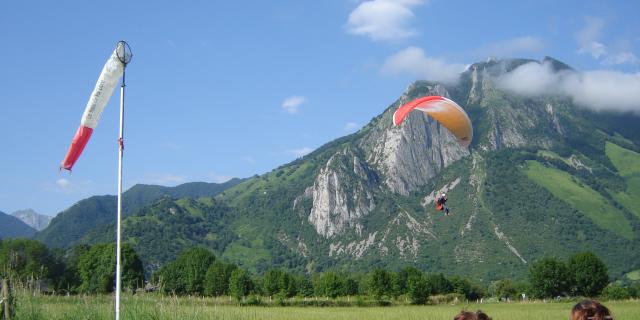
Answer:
xmin=436 ymin=193 xmax=449 ymax=215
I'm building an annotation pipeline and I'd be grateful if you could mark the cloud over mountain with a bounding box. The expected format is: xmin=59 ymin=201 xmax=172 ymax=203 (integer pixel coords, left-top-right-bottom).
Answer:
xmin=497 ymin=61 xmax=640 ymax=112
xmin=382 ymin=46 xmax=466 ymax=83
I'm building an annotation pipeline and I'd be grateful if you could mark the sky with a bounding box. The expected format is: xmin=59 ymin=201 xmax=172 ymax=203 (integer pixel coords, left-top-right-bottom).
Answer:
xmin=1 ymin=0 xmax=638 ymax=216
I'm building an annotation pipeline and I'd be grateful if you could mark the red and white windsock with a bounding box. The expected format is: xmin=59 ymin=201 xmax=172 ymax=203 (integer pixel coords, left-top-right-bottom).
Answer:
xmin=60 ymin=45 xmax=126 ymax=171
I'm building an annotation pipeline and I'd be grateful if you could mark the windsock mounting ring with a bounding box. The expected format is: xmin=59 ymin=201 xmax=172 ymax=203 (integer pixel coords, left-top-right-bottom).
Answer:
xmin=116 ymin=41 xmax=133 ymax=65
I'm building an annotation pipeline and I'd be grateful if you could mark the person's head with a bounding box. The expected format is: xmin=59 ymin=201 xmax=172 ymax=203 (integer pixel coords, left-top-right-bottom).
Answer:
xmin=442 ymin=193 xmax=446 ymax=198
xmin=571 ymin=300 xmax=613 ymax=320
xmin=454 ymin=310 xmax=491 ymax=320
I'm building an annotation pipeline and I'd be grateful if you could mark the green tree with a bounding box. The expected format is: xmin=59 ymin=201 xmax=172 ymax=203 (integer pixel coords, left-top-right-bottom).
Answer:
xmin=315 ymin=271 xmax=343 ymax=299
xmin=397 ymin=267 xmax=422 ymax=295
xmin=229 ymin=268 xmax=252 ymax=301
xmin=448 ymin=276 xmax=484 ymax=300
xmin=156 ymin=247 xmax=215 ymax=295
xmin=490 ymin=279 xmax=517 ymax=299
xmin=77 ymin=243 xmax=143 ymax=293
xmin=0 ymin=239 xmax=59 ymax=285
xmin=529 ymin=257 xmax=571 ymax=298
xmin=568 ymin=252 xmax=609 ymax=297
xmin=368 ymin=269 xmax=393 ymax=300
xmin=424 ymin=273 xmax=452 ymax=295
xmin=297 ymin=276 xmax=314 ymax=297
xmin=407 ymin=274 xmax=429 ymax=305
xmin=628 ymin=282 xmax=640 ymax=298
xmin=262 ymin=269 xmax=284 ymax=297
xmin=55 ymin=245 xmax=90 ymax=293
xmin=204 ymin=261 xmax=237 ymax=296
xmin=344 ymin=277 xmax=359 ymax=296
xmin=281 ymin=272 xmax=297 ymax=298
xmin=261 ymin=269 xmax=297 ymax=298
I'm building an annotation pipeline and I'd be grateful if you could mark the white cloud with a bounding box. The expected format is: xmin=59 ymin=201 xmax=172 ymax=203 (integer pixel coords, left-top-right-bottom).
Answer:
xmin=45 ymin=178 xmax=91 ymax=194
xmin=346 ymin=0 xmax=426 ymax=41
xmin=208 ymin=172 xmax=234 ymax=184
xmin=496 ymin=61 xmax=640 ymax=112
xmin=242 ymin=156 xmax=256 ymax=164
xmin=344 ymin=122 xmax=360 ymax=132
xmin=574 ymin=17 xmax=638 ymax=66
xmin=603 ymin=52 xmax=639 ymax=66
xmin=56 ymin=178 xmax=71 ymax=188
xmin=142 ymin=174 xmax=187 ymax=186
xmin=287 ymin=147 xmax=313 ymax=158
xmin=382 ymin=46 xmax=466 ymax=83
xmin=474 ymin=36 xmax=546 ymax=58
xmin=282 ymin=96 xmax=306 ymax=114
xmin=576 ymin=16 xmax=607 ymax=59
xmin=579 ymin=41 xmax=608 ymax=59
xmin=161 ymin=142 xmax=181 ymax=151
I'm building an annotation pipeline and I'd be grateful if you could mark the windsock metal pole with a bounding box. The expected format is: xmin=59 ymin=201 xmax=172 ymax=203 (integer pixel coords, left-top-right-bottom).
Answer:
xmin=115 ymin=67 xmax=124 ymax=320
xmin=58 ymin=41 xmax=131 ymax=319
xmin=114 ymin=40 xmax=131 ymax=320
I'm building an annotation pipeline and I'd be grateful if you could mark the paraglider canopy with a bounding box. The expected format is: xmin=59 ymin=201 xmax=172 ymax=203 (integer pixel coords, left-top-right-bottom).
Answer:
xmin=393 ymin=96 xmax=473 ymax=147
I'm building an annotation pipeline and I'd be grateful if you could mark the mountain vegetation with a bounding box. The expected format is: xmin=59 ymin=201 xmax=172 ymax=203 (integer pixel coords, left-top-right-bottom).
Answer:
xmin=0 ymin=211 xmax=37 ymax=239
xmin=35 ymin=179 xmax=243 ymax=248
xmin=35 ymin=57 xmax=640 ymax=283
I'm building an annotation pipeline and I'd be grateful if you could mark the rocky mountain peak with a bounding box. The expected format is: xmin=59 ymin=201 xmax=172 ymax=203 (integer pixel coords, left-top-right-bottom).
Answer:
xmin=11 ymin=209 xmax=52 ymax=231
xmin=360 ymin=83 xmax=470 ymax=195
xmin=303 ymin=147 xmax=378 ymax=238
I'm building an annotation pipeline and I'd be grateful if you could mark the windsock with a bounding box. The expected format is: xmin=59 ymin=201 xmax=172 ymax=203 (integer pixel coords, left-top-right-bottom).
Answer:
xmin=60 ymin=45 xmax=126 ymax=170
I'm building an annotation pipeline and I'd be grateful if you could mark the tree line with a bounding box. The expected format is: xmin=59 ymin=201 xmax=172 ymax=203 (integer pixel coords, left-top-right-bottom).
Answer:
xmin=1 ymin=239 xmax=639 ymax=303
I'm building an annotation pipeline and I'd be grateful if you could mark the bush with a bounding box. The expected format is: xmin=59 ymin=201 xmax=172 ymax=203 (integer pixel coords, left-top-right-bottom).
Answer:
xmin=243 ymin=295 xmax=263 ymax=306
xmin=600 ymin=283 xmax=630 ymax=300
xmin=428 ymin=293 xmax=464 ymax=305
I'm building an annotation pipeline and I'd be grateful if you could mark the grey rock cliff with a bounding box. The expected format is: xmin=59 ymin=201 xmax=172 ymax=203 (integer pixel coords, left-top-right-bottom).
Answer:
xmin=11 ymin=209 xmax=52 ymax=231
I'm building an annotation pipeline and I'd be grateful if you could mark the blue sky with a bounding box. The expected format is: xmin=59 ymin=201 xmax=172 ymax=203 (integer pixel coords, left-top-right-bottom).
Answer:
xmin=1 ymin=0 xmax=638 ymax=216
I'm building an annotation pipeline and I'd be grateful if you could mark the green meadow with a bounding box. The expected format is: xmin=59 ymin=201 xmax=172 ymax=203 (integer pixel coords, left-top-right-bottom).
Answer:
xmin=12 ymin=293 xmax=640 ymax=320
xmin=605 ymin=142 xmax=640 ymax=219
xmin=523 ymin=160 xmax=633 ymax=239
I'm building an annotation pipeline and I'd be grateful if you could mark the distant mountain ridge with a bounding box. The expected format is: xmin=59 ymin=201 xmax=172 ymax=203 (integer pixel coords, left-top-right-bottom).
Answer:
xmin=11 ymin=209 xmax=52 ymax=231
xmin=35 ymin=179 xmax=243 ymax=248
xmin=42 ymin=57 xmax=640 ymax=281
xmin=0 ymin=210 xmax=37 ymax=239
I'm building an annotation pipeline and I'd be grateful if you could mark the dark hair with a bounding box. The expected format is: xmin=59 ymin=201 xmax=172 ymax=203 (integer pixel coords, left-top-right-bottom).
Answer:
xmin=454 ymin=310 xmax=491 ymax=320
xmin=571 ymin=300 xmax=613 ymax=320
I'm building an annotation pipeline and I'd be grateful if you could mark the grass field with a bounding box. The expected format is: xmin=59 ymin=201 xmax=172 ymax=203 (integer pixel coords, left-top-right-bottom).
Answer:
xmin=523 ymin=160 xmax=633 ymax=239
xmin=11 ymin=293 xmax=640 ymax=320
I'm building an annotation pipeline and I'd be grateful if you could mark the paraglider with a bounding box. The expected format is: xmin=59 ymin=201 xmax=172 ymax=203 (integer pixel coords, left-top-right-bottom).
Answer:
xmin=392 ymin=95 xmax=473 ymax=147
xmin=436 ymin=193 xmax=449 ymax=215
xmin=393 ymin=95 xmax=473 ymax=216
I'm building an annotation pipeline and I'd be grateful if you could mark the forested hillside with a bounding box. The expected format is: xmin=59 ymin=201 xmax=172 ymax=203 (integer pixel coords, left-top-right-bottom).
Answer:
xmin=57 ymin=57 xmax=640 ymax=280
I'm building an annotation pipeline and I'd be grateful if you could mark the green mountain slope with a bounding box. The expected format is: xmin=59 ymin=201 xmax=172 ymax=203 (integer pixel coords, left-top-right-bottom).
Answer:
xmin=35 ymin=179 xmax=243 ymax=248
xmin=524 ymin=160 xmax=632 ymax=239
xmin=0 ymin=210 xmax=37 ymax=239
xmin=606 ymin=142 xmax=640 ymax=219
xmin=75 ymin=57 xmax=640 ymax=281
